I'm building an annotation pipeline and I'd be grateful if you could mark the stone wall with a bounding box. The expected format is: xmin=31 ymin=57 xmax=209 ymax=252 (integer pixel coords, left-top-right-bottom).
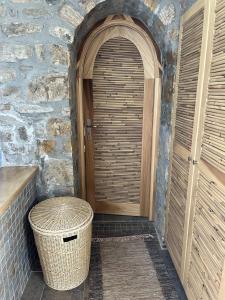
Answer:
xmin=0 ymin=0 xmax=195 ymax=243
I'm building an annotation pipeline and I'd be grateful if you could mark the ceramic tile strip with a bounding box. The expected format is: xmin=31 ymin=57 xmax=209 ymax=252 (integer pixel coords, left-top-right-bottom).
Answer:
xmin=0 ymin=176 xmax=37 ymax=300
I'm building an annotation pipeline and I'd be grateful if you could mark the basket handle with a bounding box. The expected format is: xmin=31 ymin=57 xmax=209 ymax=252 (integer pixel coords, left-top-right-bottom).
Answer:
xmin=63 ymin=235 xmax=77 ymax=242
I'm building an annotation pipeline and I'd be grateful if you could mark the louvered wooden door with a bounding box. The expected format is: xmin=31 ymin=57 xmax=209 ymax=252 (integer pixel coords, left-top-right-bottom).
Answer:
xmin=166 ymin=1 xmax=205 ymax=276
xmin=184 ymin=0 xmax=225 ymax=299
xmin=84 ymin=36 xmax=152 ymax=216
xmin=166 ymin=0 xmax=225 ymax=298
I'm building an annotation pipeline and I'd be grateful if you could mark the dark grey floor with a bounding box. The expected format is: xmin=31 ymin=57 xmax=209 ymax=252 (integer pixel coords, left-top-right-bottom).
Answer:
xmin=21 ymin=214 xmax=187 ymax=300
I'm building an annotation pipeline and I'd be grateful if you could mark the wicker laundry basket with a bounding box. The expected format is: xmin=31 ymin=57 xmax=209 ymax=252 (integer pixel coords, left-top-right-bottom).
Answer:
xmin=29 ymin=197 xmax=93 ymax=291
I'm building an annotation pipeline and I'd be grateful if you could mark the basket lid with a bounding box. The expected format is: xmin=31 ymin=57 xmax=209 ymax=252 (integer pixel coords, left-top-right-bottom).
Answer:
xmin=29 ymin=197 xmax=93 ymax=234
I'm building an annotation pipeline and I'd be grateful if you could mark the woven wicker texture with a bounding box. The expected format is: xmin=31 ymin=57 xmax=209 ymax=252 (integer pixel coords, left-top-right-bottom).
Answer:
xmin=29 ymin=197 xmax=93 ymax=291
xmin=29 ymin=197 xmax=93 ymax=234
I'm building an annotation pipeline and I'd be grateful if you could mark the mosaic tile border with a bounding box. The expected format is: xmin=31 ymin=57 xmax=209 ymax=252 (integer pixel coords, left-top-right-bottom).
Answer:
xmin=0 ymin=176 xmax=37 ymax=300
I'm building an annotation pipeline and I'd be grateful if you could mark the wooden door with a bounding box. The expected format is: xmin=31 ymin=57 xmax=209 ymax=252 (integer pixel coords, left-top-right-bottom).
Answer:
xmin=165 ymin=0 xmax=225 ymax=298
xmin=166 ymin=0 xmax=206 ymax=276
xmin=85 ymin=37 xmax=149 ymax=216
xmin=77 ymin=16 xmax=161 ymax=219
xmin=184 ymin=0 xmax=225 ymax=298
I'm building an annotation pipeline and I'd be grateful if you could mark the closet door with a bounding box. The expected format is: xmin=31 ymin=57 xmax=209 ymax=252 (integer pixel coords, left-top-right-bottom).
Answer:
xmin=184 ymin=1 xmax=225 ymax=299
xmin=166 ymin=0 xmax=205 ymax=276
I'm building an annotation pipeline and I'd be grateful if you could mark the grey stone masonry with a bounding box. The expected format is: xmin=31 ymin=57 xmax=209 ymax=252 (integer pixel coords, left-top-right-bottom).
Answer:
xmin=0 ymin=176 xmax=37 ymax=300
xmin=0 ymin=0 xmax=196 ymax=244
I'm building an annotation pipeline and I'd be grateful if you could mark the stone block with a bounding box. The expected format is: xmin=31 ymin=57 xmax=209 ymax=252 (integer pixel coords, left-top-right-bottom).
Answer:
xmin=10 ymin=0 xmax=31 ymax=2
xmin=8 ymin=7 xmax=18 ymax=18
xmin=19 ymin=65 xmax=33 ymax=79
xmin=80 ymin=0 xmax=95 ymax=13
xmin=51 ymin=44 xmax=68 ymax=65
xmin=0 ymin=103 xmax=11 ymax=112
xmin=46 ymin=75 xmax=68 ymax=101
xmin=0 ymin=70 xmax=16 ymax=84
xmin=18 ymin=126 xmax=28 ymax=141
xmin=144 ymin=0 xmax=159 ymax=11
xmin=0 ymin=4 xmax=6 ymax=17
xmin=14 ymin=104 xmax=54 ymax=114
xmin=2 ymin=143 xmax=26 ymax=156
xmin=33 ymin=120 xmax=47 ymax=138
xmin=63 ymin=138 xmax=72 ymax=153
xmin=43 ymin=185 xmax=74 ymax=197
xmin=49 ymin=26 xmax=73 ymax=43
xmin=59 ymin=4 xmax=84 ymax=27
xmin=35 ymin=44 xmax=45 ymax=61
xmin=168 ymin=28 xmax=178 ymax=42
xmin=28 ymin=81 xmax=45 ymax=102
xmin=0 ymin=113 xmax=25 ymax=127
xmin=62 ymin=106 xmax=71 ymax=116
xmin=38 ymin=139 xmax=56 ymax=155
xmin=0 ymin=86 xmax=20 ymax=99
xmin=0 ymin=113 xmax=34 ymax=145
xmin=0 ymin=131 xmax=12 ymax=142
xmin=43 ymin=158 xmax=74 ymax=187
xmin=2 ymin=143 xmax=36 ymax=164
xmin=46 ymin=0 xmax=60 ymax=5
xmin=2 ymin=23 xmax=42 ymax=37
xmin=28 ymin=74 xmax=68 ymax=102
xmin=0 ymin=44 xmax=33 ymax=62
xmin=22 ymin=8 xmax=49 ymax=18
xmin=47 ymin=118 xmax=71 ymax=136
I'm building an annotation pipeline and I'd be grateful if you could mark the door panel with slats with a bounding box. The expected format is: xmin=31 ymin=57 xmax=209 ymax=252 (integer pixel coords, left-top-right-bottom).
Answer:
xmin=174 ymin=9 xmax=204 ymax=152
xmin=167 ymin=151 xmax=189 ymax=270
xmin=201 ymin=2 xmax=225 ymax=174
xmin=166 ymin=5 xmax=204 ymax=275
xmin=186 ymin=163 xmax=225 ymax=300
xmin=92 ymin=37 xmax=144 ymax=214
xmin=166 ymin=0 xmax=225 ymax=298
xmin=185 ymin=1 xmax=225 ymax=298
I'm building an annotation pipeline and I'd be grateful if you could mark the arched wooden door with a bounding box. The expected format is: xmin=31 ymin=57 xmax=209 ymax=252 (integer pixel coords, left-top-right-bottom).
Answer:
xmin=76 ymin=16 xmax=161 ymax=218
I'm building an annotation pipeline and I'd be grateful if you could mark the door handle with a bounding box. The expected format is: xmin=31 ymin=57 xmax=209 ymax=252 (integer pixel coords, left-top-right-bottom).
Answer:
xmin=85 ymin=119 xmax=98 ymax=140
xmin=85 ymin=119 xmax=97 ymax=128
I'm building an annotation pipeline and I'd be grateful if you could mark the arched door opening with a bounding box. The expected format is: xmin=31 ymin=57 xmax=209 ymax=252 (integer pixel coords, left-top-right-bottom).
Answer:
xmin=76 ymin=15 xmax=161 ymax=219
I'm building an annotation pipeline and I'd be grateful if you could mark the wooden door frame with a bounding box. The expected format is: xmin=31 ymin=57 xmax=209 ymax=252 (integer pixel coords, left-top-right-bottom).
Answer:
xmin=76 ymin=15 xmax=161 ymax=220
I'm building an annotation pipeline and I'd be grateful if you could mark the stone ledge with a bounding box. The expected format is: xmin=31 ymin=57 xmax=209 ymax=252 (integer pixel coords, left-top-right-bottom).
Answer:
xmin=0 ymin=166 xmax=38 ymax=215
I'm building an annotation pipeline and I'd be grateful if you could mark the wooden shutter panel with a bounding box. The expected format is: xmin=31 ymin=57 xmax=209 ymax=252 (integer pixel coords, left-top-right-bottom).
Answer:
xmin=201 ymin=3 xmax=225 ymax=173
xmin=92 ymin=37 xmax=144 ymax=211
xmin=185 ymin=1 xmax=225 ymax=299
xmin=166 ymin=1 xmax=205 ymax=276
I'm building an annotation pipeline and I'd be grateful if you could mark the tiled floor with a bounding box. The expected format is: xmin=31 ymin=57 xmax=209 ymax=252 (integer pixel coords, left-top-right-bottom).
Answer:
xmin=21 ymin=215 xmax=187 ymax=300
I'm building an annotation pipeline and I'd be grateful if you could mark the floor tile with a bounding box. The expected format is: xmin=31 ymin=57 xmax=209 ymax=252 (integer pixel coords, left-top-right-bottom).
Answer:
xmin=22 ymin=215 xmax=187 ymax=300
xmin=71 ymin=282 xmax=85 ymax=300
xmin=41 ymin=286 xmax=74 ymax=300
xmin=93 ymin=213 xmax=148 ymax=223
xmin=32 ymin=255 xmax=42 ymax=272
xmin=21 ymin=272 xmax=45 ymax=300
